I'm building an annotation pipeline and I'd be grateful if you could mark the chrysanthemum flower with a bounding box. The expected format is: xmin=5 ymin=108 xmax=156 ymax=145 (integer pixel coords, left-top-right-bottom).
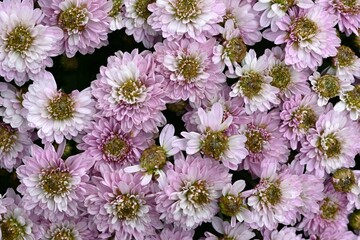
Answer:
xmin=16 ymin=144 xmax=94 ymax=221
xmin=91 ymin=49 xmax=166 ymax=134
xmin=79 ymin=116 xmax=153 ymax=171
xmin=204 ymin=217 xmax=255 ymax=240
xmin=124 ymin=124 xmax=180 ymax=185
xmin=310 ymin=71 xmax=353 ymax=106
xmin=84 ymin=166 xmax=162 ymax=239
xmin=311 ymin=228 xmax=359 ymax=240
xmin=0 ymin=120 xmax=32 ymax=172
xmin=147 ymin=0 xmax=225 ymax=42
xmin=330 ymin=45 xmax=360 ymax=82
xmin=299 ymin=184 xmax=350 ymax=235
xmin=23 ymin=72 xmax=96 ymax=144
xmin=264 ymin=227 xmax=305 ymax=240
xmin=264 ymin=6 xmax=341 ymax=71
xmin=177 ymin=102 xmax=248 ymax=170
xmin=145 ymin=225 xmax=195 ymax=240
xmin=264 ymin=47 xmax=311 ymax=99
xmin=38 ymin=0 xmax=112 ymax=57
xmin=280 ymin=93 xmax=326 ymax=150
xmin=334 ymin=84 xmax=360 ymax=120
xmin=254 ymin=0 xmax=313 ymax=31
xmin=298 ymin=110 xmax=360 ymax=177
xmin=155 ymin=154 xmax=231 ymax=230
xmin=246 ymin=163 xmax=303 ymax=230
xmin=218 ymin=180 xmax=253 ymax=226
xmin=318 ymin=0 xmax=360 ymax=36
xmin=229 ymin=49 xmax=280 ymax=114
xmin=0 ymin=83 xmax=31 ymax=132
xmin=108 ymin=0 xmax=125 ymax=31
xmin=0 ymin=0 xmax=63 ymax=86
xmin=123 ymin=0 xmax=161 ymax=48
xmin=240 ymin=110 xmax=289 ymax=177
xmin=222 ymin=0 xmax=262 ymax=45
xmin=154 ymin=38 xmax=226 ymax=106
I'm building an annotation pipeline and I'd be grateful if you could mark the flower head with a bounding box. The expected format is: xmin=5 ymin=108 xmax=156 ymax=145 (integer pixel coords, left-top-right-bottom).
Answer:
xmin=204 ymin=217 xmax=255 ymax=240
xmin=334 ymin=84 xmax=360 ymax=120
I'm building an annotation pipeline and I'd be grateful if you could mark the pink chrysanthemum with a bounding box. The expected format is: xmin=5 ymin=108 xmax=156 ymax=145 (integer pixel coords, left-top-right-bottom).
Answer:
xmin=280 ymin=93 xmax=326 ymax=150
xmin=91 ymin=49 xmax=166 ymax=134
xmin=240 ymin=110 xmax=289 ymax=177
xmin=148 ymin=0 xmax=225 ymax=42
xmin=204 ymin=217 xmax=255 ymax=240
xmin=38 ymin=0 xmax=112 ymax=57
xmin=108 ymin=0 xmax=125 ymax=31
xmin=0 ymin=0 xmax=63 ymax=86
xmin=318 ymin=0 xmax=360 ymax=36
xmin=23 ymin=72 xmax=96 ymax=144
xmin=263 ymin=47 xmax=311 ymax=99
xmin=222 ymin=0 xmax=262 ymax=45
xmin=123 ymin=0 xmax=161 ymax=48
xmin=310 ymin=228 xmax=358 ymax=240
xmin=84 ymin=166 xmax=162 ymax=239
xmin=154 ymin=38 xmax=226 ymax=106
xmin=229 ymin=49 xmax=280 ymax=114
xmin=264 ymin=6 xmax=341 ymax=71
xmin=176 ymin=102 xmax=248 ymax=170
xmin=264 ymin=227 xmax=305 ymax=240
xmin=0 ymin=120 xmax=32 ymax=172
xmin=16 ymin=144 xmax=94 ymax=221
xmin=299 ymin=184 xmax=350 ymax=235
xmin=79 ymin=116 xmax=153 ymax=171
xmin=0 ymin=83 xmax=31 ymax=132
xmin=309 ymin=71 xmax=353 ymax=106
xmin=156 ymin=154 xmax=232 ymax=230
xmin=145 ymin=225 xmax=195 ymax=240
xmin=334 ymin=84 xmax=360 ymax=120
xmin=298 ymin=110 xmax=360 ymax=177
xmin=218 ymin=180 xmax=253 ymax=226
xmin=124 ymin=124 xmax=180 ymax=185
xmin=254 ymin=0 xmax=313 ymax=31
xmin=246 ymin=163 xmax=303 ymax=230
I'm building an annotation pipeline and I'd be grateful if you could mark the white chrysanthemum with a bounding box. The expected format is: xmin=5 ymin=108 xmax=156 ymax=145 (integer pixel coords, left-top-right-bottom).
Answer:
xmin=22 ymin=72 xmax=96 ymax=144
xmin=229 ymin=49 xmax=280 ymax=114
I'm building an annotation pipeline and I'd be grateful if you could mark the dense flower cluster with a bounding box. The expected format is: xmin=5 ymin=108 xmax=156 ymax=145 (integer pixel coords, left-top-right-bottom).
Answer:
xmin=1 ymin=0 xmax=360 ymax=239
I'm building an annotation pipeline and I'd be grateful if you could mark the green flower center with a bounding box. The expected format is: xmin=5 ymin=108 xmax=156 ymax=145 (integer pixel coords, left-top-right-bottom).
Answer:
xmin=344 ymin=85 xmax=360 ymax=109
xmin=174 ymin=0 xmax=200 ymax=20
xmin=291 ymin=107 xmax=317 ymax=132
xmin=184 ymin=180 xmax=210 ymax=205
xmin=201 ymin=131 xmax=229 ymax=160
xmin=238 ymin=71 xmax=264 ymax=99
xmin=315 ymin=75 xmax=340 ymax=99
xmin=342 ymin=0 xmax=357 ymax=7
xmin=109 ymin=0 xmax=123 ymax=18
xmin=245 ymin=125 xmax=270 ymax=154
xmin=47 ymin=93 xmax=75 ymax=121
xmin=177 ymin=56 xmax=201 ymax=82
xmin=269 ymin=64 xmax=291 ymax=91
xmin=39 ymin=168 xmax=72 ymax=198
xmin=272 ymin=0 xmax=295 ymax=11
xmin=6 ymin=25 xmax=33 ymax=53
xmin=219 ymin=194 xmax=243 ymax=217
xmin=0 ymin=123 xmax=17 ymax=153
xmin=134 ymin=0 xmax=155 ymax=19
xmin=111 ymin=193 xmax=141 ymax=220
xmin=117 ymin=79 xmax=146 ymax=104
xmin=139 ymin=145 xmax=167 ymax=173
xmin=58 ymin=6 xmax=88 ymax=33
xmin=264 ymin=182 xmax=282 ymax=205
xmin=349 ymin=210 xmax=360 ymax=230
xmin=293 ymin=17 xmax=318 ymax=41
xmin=335 ymin=45 xmax=356 ymax=67
xmin=220 ymin=236 xmax=235 ymax=240
xmin=320 ymin=197 xmax=339 ymax=220
xmin=332 ymin=168 xmax=356 ymax=193
xmin=224 ymin=37 xmax=247 ymax=64
xmin=0 ymin=217 xmax=27 ymax=240
xmin=102 ymin=135 xmax=129 ymax=162
xmin=317 ymin=133 xmax=342 ymax=159
xmin=49 ymin=227 xmax=75 ymax=240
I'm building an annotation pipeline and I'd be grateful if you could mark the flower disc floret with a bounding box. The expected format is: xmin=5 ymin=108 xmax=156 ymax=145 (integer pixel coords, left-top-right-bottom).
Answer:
xmin=332 ymin=168 xmax=356 ymax=193
xmin=47 ymin=93 xmax=75 ymax=120
xmin=102 ymin=135 xmax=130 ymax=162
xmin=201 ymin=131 xmax=229 ymax=160
xmin=245 ymin=124 xmax=270 ymax=154
xmin=0 ymin=217 xmax=27 ymax=240
xmin=291 ymin=107 xmax=317 ymax=132
xmin=335 ymin=45 xmax=356 ymax=67
xmin=177 ymin=56 xmax=201 ymax=82
xmin=317 ymin=133 xmax=342 ymax=159
xmin=183 ymin=180 xmax=210 ymax=205
xmin=39 ymin=168 xmax=71 ymax=198
xmin=269 ymin=64 xmax=291 ymax=91
xmin=263 ymin=181 xmax=282 ymax=205
xmin=224 ymin=38 xmax=247 ymax=64
xmin=315 ymin=75 xmax=340 ymax=99
xmin=344 ymin=85 xmax=360 ymax=109
xmin=109 ymin=0 xmax=123 ymax=17
xmin=0 ymin=123 xmax=17 ymax=153
xmin=139 ymin=145 xmax=167 ymax=173
xmin=219 ymin=194 xmax=243 ymax=217
xmin=239 ymin=71 xmax=264 ymax=99
xmin=58 ymin=6 xmax=89 ymax=34
xmin=111 ymin=193 xmax=141 ymax=221
xmin=5 ymin=25 xmax=34 ymax=53
xmin=117 ymin=78 xmax=147 ymax=104
xmin=48 ymin=227 xmax=75 ymax=240
xmin=174 ymin=0 xmax=200 ymax=20
xmin=320 ymin=197 xmax=339 ymax=220
xmin=292 ymin=17 xmax=318 ymax=41
xmin=272 ymin=0 xmax=295 ymax=11
xmin=134 ymin=0 xmax=154 ymax=19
